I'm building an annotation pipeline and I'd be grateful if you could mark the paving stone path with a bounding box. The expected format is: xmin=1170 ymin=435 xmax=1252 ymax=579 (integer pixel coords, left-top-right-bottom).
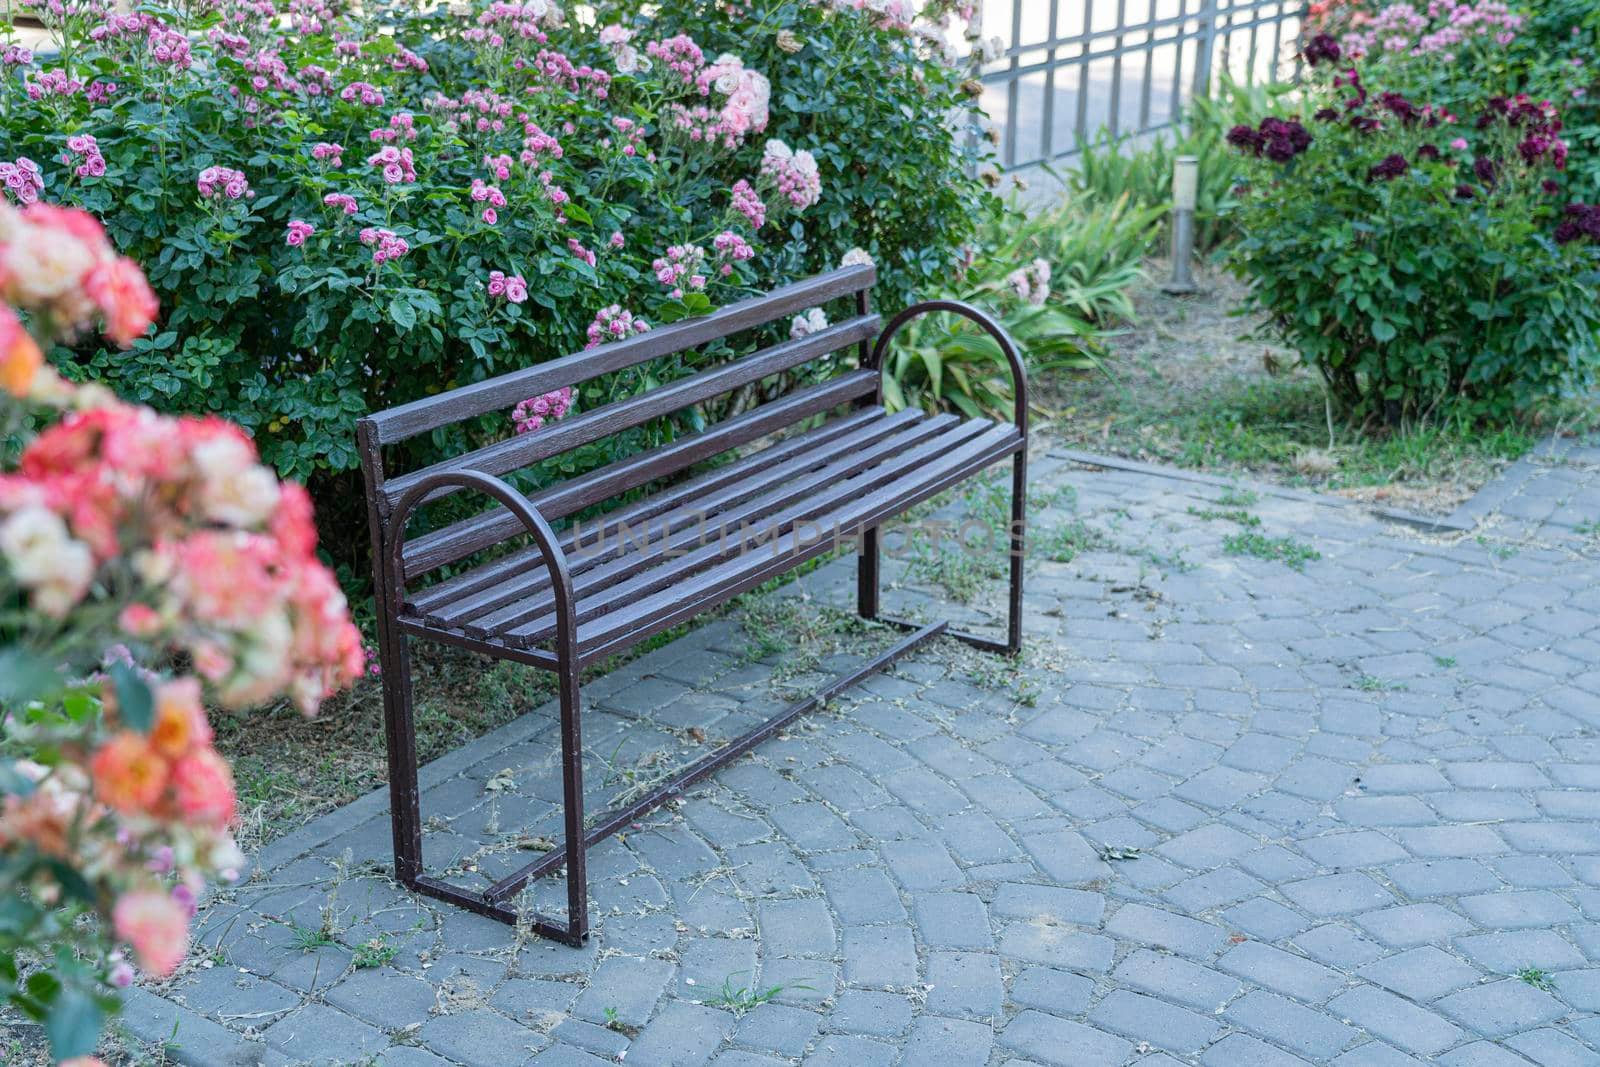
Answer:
xmin=127 ymin=434 xmax=1600 ymax=1067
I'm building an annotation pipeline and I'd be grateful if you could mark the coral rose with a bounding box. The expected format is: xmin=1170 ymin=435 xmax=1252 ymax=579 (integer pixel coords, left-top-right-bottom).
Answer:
xmin=0 ymin=304 xmax=41 ymax=396
xmin=170 ymin=748 xmax=236 ymax=829
xmin=150 ymin=677 xmax=212 ymax=759
xmin=91 ymin=732 xmax=169 ymax=814
xmin=82 ymin=255 xmax=158 ymax=346
xmin=112 ymin=890 xmax=188 ymax=977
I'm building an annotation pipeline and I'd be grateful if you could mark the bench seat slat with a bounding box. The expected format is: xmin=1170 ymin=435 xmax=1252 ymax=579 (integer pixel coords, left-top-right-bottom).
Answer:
xmin=380 ymin=316 xmax=880 ymax=513
xmin=570 ymin=423 xmax=1021 ymax=663
xmin=400 ymin=373 xmax=884 ymax=582
xmin=414 ymin=408 xmax=926 ymax=628
xmin=504 ymin=419 xmax=1016 ymax=649
xmin=451 ymin=412 xmax=966 ymax=637
xmin=363 ymin=263 xmax=875 ymax=447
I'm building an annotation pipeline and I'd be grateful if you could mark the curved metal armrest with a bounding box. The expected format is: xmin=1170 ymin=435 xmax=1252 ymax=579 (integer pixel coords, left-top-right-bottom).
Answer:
xmin=384 ymin=470 xmax=578 ymax=641
xmin=871 ymin=299 xmax=1029 ymax=436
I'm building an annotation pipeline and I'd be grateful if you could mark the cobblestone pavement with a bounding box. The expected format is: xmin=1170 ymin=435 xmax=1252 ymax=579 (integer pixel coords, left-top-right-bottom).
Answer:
xmin=126 ymin=435 xmax=1600 ymax=1067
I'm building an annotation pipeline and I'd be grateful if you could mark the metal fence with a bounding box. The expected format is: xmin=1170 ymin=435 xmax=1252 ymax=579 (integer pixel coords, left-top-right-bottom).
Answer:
xmin=973 ymin=0 xmax=1307 ymax=170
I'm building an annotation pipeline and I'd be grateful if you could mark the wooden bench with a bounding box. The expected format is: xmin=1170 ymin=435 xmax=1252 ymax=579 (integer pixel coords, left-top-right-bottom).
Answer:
xmin=357 ymin=264 xmax=1028 ymax=945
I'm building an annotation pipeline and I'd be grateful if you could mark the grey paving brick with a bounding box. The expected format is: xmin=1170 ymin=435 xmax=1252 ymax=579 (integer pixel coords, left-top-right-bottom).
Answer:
xmin=1437 ymin=979 xmax=1568 ymax=1037
xmin=1088 ymin=988 xmax=1222 ymax=1053
xmin=624 ymin=1001 xmax=735 ymax=1066
xmin=1104 ymin=901 xmax=1229 ymax=958
xmin=1225 ymin=990 xmax=1359 ymax=1058
xmin=1201 ymin=1033 xmax=1316 ymax=1066
xmin=1328 ymin=985 xmax=1464 ymax=1055
xmin=262 ymin=1004 xmax=391 ymax=1065
xmin=1112 ymin=948 xmax=1239 ymax=1011
xmin=1219 ymin=941 xmax=1346 ymax=1003
xmin=1281 ymin=873 xmax=1396 ymax=917
xmin=732 ymin=1003 xmax=819 ymax=1057
xmin=1354 ymin=902 xmax=1474 ymax=947
xmin=1008 ymin=966 xmax=1094 ymax=1015
xmin=1356 ymin=946 xmax=1483 ymax=1002
xmin=999 ymin=1010 xmax=1132 ymax=1067
xmin=1458 ymin=930 xmax=1588 ymax=975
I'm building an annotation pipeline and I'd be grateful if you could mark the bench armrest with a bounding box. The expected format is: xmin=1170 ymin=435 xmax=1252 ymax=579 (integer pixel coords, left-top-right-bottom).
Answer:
xmin=870 ymin=299 xmax=1029 ymax=437
xmin=382 ymin=469 xmax=578 ymax=646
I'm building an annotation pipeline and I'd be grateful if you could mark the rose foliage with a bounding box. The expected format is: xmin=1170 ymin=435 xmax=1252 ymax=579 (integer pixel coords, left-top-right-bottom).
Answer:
xmin=1225 ymin=34 xmax=1600 ymax=425
xmin=0 ymin=202 xmax=363 ymax=1063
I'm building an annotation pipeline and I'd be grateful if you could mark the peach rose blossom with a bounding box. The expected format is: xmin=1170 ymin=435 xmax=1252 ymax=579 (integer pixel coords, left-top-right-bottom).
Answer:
xmin=112 ymin=890 xmax=189 ymax=977
xmin=90 ymin=732 xmax=169 ymax=815
xmin=170 ymin=748 xmax=236 ymax=829
xmin=0 ymin=304 xmax=41 ymax=397
xmin=149 ymin=677 xmax=212 ymax=759
xmin=82 ymin=255 xmax=158 ymax=346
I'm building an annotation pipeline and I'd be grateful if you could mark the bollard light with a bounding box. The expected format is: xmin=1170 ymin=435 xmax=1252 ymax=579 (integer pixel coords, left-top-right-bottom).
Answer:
xmin=1163 ymin=154 xmax=1200 ymax=295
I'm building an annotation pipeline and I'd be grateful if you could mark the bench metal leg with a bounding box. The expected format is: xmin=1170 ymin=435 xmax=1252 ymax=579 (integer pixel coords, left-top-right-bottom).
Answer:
xmin=554 ymin=642 xmax=589 ymax=943
xmin=379 ymin=628 xmax=424 ymax=887
xmin=1006 ymin=448 xmax=1028 ymax=656
xmin=860 ymin=451 xmax=1028 ymax=657
xmin=857 ymin=526 xmax=880 ymax=621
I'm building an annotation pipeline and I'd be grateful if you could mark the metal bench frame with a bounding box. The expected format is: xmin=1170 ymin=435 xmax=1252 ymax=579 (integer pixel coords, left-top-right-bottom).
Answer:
xmin=357 ymin=266 xmax=1027 ymax=945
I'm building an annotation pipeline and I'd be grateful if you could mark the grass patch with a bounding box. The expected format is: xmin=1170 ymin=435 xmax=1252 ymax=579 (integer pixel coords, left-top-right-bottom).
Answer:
xmin=701 ymin=975 xmax=801 ymax=1016
xmin=353 ymin=936 xmax=399 ymax=969
xmin=1042 ymin=274 xmax=1593 ymax=514
xmin=1222 ymin=531 xmax=1321 ymax=571
xmin=1516 ymin=967 xmax=1553 ymax=990
xmin=1187 ymin=506 xmax=1261 ymax=527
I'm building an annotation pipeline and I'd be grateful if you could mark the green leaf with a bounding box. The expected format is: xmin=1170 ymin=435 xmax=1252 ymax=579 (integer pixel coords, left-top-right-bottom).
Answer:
xmin=389 ymin=296 xmax=417 ymax=331
xmin=0 ymin=649 xmax=60 ymax=707
xmin=110 ymin=662 xmax=154 ymax=733
xmin=45 ymin=986 xmax=103 ymax=1061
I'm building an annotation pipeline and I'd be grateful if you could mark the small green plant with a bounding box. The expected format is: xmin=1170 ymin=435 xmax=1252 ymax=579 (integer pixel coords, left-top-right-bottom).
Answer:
xmin=1187 ymin=506 xmax=1262 ymax=527
xmin=289 ymin=920 xmax=339 ymax=953
xmin=1434 ymin=655 xmax=1458 ymax=668
xmin=1355 ymin=675 xmax=1408 ymax=693
xmin=1516 ymin=967 xmax=1553 ymax=990
xmin=1576 ymin=518 xmax=1600 ymax=538
xmin=1040 ymin=520 xmax=1108 ymax=563
xmin=702 ymin=974 xmax=796 ymax=1016
xmin=353 ymin=937 xmax=398 ymax=969
xmin=1216 ymin=486 xmax=1261 ymax=508
xmin=1222 ymin=532 xmax=1321 ymax=571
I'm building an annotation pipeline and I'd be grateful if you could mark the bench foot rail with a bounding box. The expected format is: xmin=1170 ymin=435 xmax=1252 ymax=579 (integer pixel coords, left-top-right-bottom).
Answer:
xmin=404 ymin=619 xmax=948 ymax=938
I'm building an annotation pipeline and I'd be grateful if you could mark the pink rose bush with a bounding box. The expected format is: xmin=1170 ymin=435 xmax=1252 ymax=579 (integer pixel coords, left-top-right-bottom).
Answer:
xmin=0 ymin=203 xmax=361 ymax=1062
xmin=0 ymin=0 xmax=993 ymax=572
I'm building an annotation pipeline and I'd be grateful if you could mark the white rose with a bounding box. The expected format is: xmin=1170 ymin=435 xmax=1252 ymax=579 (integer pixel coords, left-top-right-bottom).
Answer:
xmin=203 ymin=463 xmax=281 ymax=527
xmin=2 ymin=225 xmax=97 ymax=307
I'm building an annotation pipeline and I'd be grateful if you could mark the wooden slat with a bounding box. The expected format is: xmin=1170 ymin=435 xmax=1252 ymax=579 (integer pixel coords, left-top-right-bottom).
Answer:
xmin=499 ymin=419 xmax=1011 ymax=647
xmin=400 ymin=375 xmax=885 ymax=581
xmin=362 ymin=264 xmax=876 ymax=446
xmin=454 ymin=414 xmax=968 ymax=637
xmin=413 ymin=410 xmax=929 ymax=626
xmin=570 ymin=424 xmax=1023 ymax=660
xmin=404 ymin=406 xmax=899 ymax=613
xmin=381 ymin=317 xmax=880 ymax=512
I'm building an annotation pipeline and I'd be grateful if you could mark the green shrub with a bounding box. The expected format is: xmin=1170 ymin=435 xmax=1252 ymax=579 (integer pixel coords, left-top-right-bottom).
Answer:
xmin=1225 ymin=49 xmax=1600 ymax=426
xmin=879 ymin=191 xmax=1159 ymax=419
xmin=0 ymin=0 xmax=991 ymax=579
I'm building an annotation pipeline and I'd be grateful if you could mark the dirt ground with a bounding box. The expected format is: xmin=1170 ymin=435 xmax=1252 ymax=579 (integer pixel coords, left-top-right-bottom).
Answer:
xmin=1036 ymin=259 xmax=1581 ymax=516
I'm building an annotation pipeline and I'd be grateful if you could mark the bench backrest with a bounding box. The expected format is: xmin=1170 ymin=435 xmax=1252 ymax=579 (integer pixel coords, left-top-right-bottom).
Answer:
xmin=358 ymin=264 xmax=880 ymax=584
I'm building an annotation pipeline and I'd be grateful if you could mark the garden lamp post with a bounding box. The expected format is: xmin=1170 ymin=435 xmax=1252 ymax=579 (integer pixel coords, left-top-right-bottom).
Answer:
xmin=1163 ymin=155 xmax=1200 ymax=294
